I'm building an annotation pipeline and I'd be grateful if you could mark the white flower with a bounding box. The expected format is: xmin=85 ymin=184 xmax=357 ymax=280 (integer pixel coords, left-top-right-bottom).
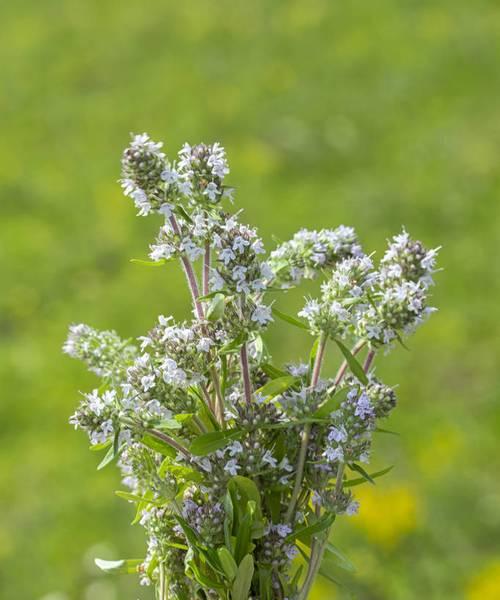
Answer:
xmin=232 ymin=265 xmax=247 ymax=281
xmin=226 ymin=441 xmax=243 ymax=457
xmin=160 ymin=168 xmax=179 ymax=184
xmin=251 ymin=304 xmax=273 ymax=327
xmin=141 ymin=374 xmax=155 ymax=392
xmin=224 ymin=459 xmax=240 ymax=477
xmin=262 ymin=450 xmax=277 ymax=468
xmin=274 ymin=524 xmax=292 ymax=538
xmin=233 ymin=236 xmax=250 ymax=254
xmin=204 ymin=182 xmax=219 ymax=202
xmin=219 ymin=248 xmax=236 ymax=265
xmin=196 ymin=338 xmax=213 ymax=352
xmin=346 ymin=500 xmax=360 ymax=516
xmin=324 ymin=446 xmax=344 ymax=462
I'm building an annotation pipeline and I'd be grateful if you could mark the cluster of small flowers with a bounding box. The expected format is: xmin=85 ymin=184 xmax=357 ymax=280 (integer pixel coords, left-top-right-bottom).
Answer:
xmin=176 ymin=142 xmax=231 ymax=205
xmin=149 ymin=208 xmax=222 ymax=263
xmin=182 ymin=497 xmax=225 ymax=545
xmin=65 ymin=132 xmax=440 ymax=599
xmin=63 ymin=324 xmax=136 ymax=379
xmin=69 ymin=388 xmax=118 ymax=446
xmin=140 ymin=508 xmax=193 ymax=597
xmin=120 ymin=134 xmax=231 ymax=217
xmin=354 ymin=231 xmax=439 ymax=347
xmin=299 ymin=256 xmax=375 ymax=338
xmin=268 ymin=226 xmax=364 ymax=287
xmin=278 ymin=383 xmax=329 ymax=419
xmin=139 ymin=315 xmax=223 ymax=385
xmin=256 ymin=524 xmax=298 ymax=590
xmin=299 ymin=231 xmax=439 ymax=348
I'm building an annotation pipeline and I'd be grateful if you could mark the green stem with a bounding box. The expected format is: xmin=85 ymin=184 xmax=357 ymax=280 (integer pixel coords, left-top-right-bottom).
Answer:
xmin=299 ymin=346 xmax=377 ymax=598
xmin=286 ymin=332 xmax=328 ymax=522
xmin=159 ymin=561 xmax=167 ymax=600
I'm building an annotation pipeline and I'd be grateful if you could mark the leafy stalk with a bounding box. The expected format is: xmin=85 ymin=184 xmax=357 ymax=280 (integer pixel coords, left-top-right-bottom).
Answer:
xmin=286 ymin=332 xmax=328 ymax=522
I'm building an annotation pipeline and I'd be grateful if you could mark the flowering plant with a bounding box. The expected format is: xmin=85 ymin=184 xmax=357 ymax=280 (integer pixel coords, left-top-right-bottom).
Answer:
xmin=65 ymin=133 xmax=440 ymax=599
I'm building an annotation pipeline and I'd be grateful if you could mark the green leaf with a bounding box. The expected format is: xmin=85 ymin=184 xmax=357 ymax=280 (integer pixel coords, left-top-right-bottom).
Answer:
xmin=94 ymin=558 xmax=142 ymax=574
xmin=260 ymin=363 xmax=289 ymax=379
xmin=115 ymin=491 xmax=165 ymax=506
xmin=286 ymin=512 xmax=336 ymax=544
xmin=97 ymin=432 xmax=120 ymax=470
xmin=256 ymin=375 xmax=298 ymax=399
xmin=154 ymin=418 xmax=183 ymax=431
xmin=141 ymin=434 xmax=177 ymax=458
xmin=197 ymin=289 xmax=231 ymax=302
xmin=375 ymin=427 xmax=400 ymax=436
xmin=308 ymin=335 xmax=321 ymax=381
xmin=89 ymin=439 xmax=111 ymax=452
xmin=272 ymin=307 xmax=310 ymax=330
xmin=206 ymin=293 xmax=226 ymax=321
xmin=344 ymin=465 xmax=394 ymax=487
xmin=223 ymin=490 xmax=234 ymax=551
xmin=348 ymin=462 xmax=377 ymax=484
xmin=333 ymin=339 xmax=368 ymax=385
xmin=130 ymin=258 xmax=168 ymax=267
xmin=175 ymin=204 xmax=194 ymax=224
xmin=325 ymin=542 xmax=356 ymax=573
xmin=228 ymin=476 xmax=262 ymax=522
xmin=217 ymin=547 xmax=238 ymax=582
xmin=185 ymin=547 xmax=225 ymax=590
xmin=313 ymin=387 xmax=349 ymax=419
xmin=258 ymin=566 xmax=273 ymax=600
xmin=190 ymin=429 xmax=243 ymax=456
xmin=219 ymin=333 xmax=248 ymax=355
xmin=231 ymin=554 xmax=254 ymax=600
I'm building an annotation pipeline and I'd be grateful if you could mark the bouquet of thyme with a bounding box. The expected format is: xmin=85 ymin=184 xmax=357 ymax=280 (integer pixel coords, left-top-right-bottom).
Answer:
xmin=65 ymin=133 xmax=440 ymax=599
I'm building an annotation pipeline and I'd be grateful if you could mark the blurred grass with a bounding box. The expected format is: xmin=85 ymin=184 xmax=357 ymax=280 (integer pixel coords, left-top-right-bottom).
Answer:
xmin=1 ymin=0 xmax=500 ymax=598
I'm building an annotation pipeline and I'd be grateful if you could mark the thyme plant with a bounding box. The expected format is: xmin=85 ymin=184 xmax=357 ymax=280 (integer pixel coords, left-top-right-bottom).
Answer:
xmin=65 ymin=133 xmax=440 ymax=599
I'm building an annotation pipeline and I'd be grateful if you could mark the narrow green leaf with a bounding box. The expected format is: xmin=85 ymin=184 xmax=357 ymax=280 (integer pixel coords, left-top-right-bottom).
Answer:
xmin=206 ymin=293 xmax=225 ymax=321
xmin=94 ymin=558 xmax=142 ymax=574
xmin=325 ymin=543 xmax=356 ymax=573
xmin=344 ymin=465 xmax=394 ymax=488
xmin=313 ymin=387 xmax=349 ymax=419
xmin=197 ymin=289 xmax=230 ymax=302
xmin=260 ymin=363 xmax=289 ymax=379
xmin=217 ymin=547 xmax=238 ymax=581
xmin=219 ymin=333 xmax=248 ymax=355
xmin=190 ymin=429 xmax=243 ymax=456
xmin=375 ymin=427 xmax=400 ymax=436
xmin=333 ymin=339 xmax=368 ymax=384
xmin=115 ymin=491 xmax=164 ymax=506
xmin=272 ymin=307 xmax=309 ymax=330
xmin=154 ymin=418 xmax=182 ymax=431
xmin=141 ymin=434 xmax=177 ymax=458
xmin=256 ymin=375 xmax=298 ymax=399
xmin=308 ymin=335 xmax=321 ymax=380
xmin=223 ymin=490 xmax=234 ymax=551
xmin=175 ymin=204 xmax=194 ymax=224
xmin=97 ymin=433 xmax=120 ymax=470
xmin=130 ymin=258 xmax=167 ymax=267
xmin=259 ymin=565 xmax=273 ymax=600
xmin=231 ymin=554 xmax=254 ymax=600
xmin=286 ymin=512 xmax=336 ymax=543
xmin=89 ymin=439 xmax=112 ymax=452
xmin=349 ymin=462 xmax=376 ymax=484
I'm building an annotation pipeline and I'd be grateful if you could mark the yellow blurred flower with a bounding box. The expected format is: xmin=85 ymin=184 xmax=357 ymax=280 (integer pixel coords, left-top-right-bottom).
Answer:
xmin=354 ymin=484 xmax=420 ymax=548
xmin=466 ymin=560 xmax=500 ymax=600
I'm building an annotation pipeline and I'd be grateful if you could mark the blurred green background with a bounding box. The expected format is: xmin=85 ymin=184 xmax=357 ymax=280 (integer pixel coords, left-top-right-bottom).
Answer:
xmin=1 ymin=1 xmax=499 ymax=598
